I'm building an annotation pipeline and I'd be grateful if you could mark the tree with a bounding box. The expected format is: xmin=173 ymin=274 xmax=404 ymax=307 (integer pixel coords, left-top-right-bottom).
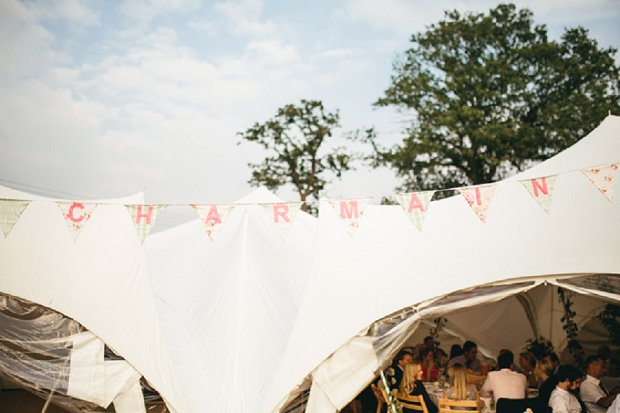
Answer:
xmin=238 ymin=99 xmax=354 ymax=212
xmin=373 ymin=3 xmax=619 ymax=191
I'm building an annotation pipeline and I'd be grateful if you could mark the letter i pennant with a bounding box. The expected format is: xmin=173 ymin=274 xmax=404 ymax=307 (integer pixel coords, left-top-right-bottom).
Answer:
xmin=459 ymin=184 xmax=496 ymax=223
xmin=56 ymin=202 xmax=97 ymax=241
xmin=581 ymin=163 xmax=618 ymax=201
xmin=261 ymin=202 xmax=302 ymax=236
xmin=0 ymin=200 xmax=30 ymax=238
xmin=126 ymin=204 xmax=166 ymax=244
xmin=520 ymin=175 xmax=557 ymax=213
xmin=328 ymin=198 xmax=371 ymax=237
xmin=397 ymin=191 xmax=435 ymax=231
xmin=192 ymin=204 xmax=235 ymax=241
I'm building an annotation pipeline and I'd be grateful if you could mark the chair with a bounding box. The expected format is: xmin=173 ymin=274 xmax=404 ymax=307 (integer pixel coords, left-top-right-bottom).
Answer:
xmin=371 ymin=383 xmax=386 ymax=413
xmin=495 ymin=398 xmax=537 ymax=413
xmin=438 ymin=397 xmax=481 ymax=413
xmin=395 ymin=393 xmax=430 ymax=413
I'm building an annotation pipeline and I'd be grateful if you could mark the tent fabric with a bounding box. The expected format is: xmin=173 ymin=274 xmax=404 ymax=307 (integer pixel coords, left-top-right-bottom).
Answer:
xmin=0 ymin=186 xmax=188 ymax=413
xmin=263 ymin=115 xmax=620 ymax=413
xmin=145 ymin=188 xmax=318 ymax=413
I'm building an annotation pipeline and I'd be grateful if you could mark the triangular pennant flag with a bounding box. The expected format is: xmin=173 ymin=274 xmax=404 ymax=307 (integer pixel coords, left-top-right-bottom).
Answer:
xmin=56 ymin=202 xmax=97 ymax=241
xmin=459 ymin=184 xmax=497 ymax=223
xmin=520 ymin=175 xmax=557 ymax=213
xmin=261 ymin=202 xmax=302 ymax=236
xmin=329 ymin=198 xmax=370 ymax=236
xmin=397 ymin=191 xmax=435 ymax=231
xmin=0 ymin=200 xmax=30 ymax=237
xmin=192 ymin=204 xmax=235 ymax=241
xmin=581 ymin=163 xmax=618 ymax=201
xmin=125 ymin=204 xmax=165 ymax=244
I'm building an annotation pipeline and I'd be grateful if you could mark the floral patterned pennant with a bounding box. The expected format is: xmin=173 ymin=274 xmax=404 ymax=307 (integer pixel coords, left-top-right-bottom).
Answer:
xmin=328 ymin=198 xmax=371 ymax=236
xmin=56 ymin=202 xmax=97 ymax=241
xmin=0 ymin=200 xmax=30 ymax=237
xmin=581 ymin=163 xmax=618 ymax=201
xmin=192 ymin=204 xmax=235 ymax=241
xmin=397 ymin=191 xmax=435 ymax=231
xmin=261 ymin=202 xmax=303 ymax=236
xmin=125 ymin=204 xmax=165 ymax=244
xmin=459 ymin=184 xmax=497 ymax=223
xmin=520 ymin=175 xmax=557 ymax=213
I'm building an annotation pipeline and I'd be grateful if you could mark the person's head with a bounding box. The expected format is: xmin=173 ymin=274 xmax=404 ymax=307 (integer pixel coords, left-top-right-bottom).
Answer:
xmin=450 ymin=344 xmax=463 ymax=359
xmin=395 ymin=349 xmax=414 ymax=369
xmin=556 ymin=365 xmax=582 ymax=391
xmin=497 ymin=350 xmax=514 ymax=370
xmin=519 ymin=351 xmax=537 ymax=372
xmin=424 ymin=336 xmax=435 ymax=350
xmin=463 ymin=341 xmax=478 ymax=361
xmin=535 ymin=358 xmax=555 ymax=381
xmin=585 ymin=355 xmax=608 ymax=379
xmin=400 ymin=363 xmax=423 ymax=394
xmin=421 ymin=348 xmax=434 ymax=363
xmin=543 ymin=352 xmax=559 ymax=370
xmin=449 ymin=363 xmax=469 ymax=399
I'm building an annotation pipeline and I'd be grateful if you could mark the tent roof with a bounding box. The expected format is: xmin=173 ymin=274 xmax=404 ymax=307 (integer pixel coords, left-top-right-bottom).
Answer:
xmin=146 ymin=188 xmax=318 ymax=413
xmin=263 ymin=115 xmax=620 ymax=413
xmin=0 ymin=187 xmax=188 ymax=413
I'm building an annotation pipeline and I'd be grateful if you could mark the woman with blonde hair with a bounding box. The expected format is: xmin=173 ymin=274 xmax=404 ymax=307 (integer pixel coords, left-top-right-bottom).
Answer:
xmin=399 ymin=363 xmax=438 ymax=413
xmin=446 ymin=363 xmax=478 ymax=401
xmin=534 ymin=358 xmax=556 ymax=413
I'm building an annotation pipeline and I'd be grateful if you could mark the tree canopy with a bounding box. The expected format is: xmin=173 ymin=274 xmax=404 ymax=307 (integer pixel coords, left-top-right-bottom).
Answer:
xmin=373 ymin=3 xmax=619 ymax=191
xmin=238 ymin=99 xmax=354 ymax=212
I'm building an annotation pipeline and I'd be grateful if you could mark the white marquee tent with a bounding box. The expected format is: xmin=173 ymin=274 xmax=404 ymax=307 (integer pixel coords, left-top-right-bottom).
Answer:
xmin=0 ymin=186 xmax=189 ymax=413
xmin=263 ymin=115 xmax=620 ymax=413
xmin=145 ymin=188 xmax=318 ymax=413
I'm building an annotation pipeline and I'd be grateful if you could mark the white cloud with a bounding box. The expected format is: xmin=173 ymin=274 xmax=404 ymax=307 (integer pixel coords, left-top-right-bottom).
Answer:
xmin=29 ymin=0 xmax=100 ymax=27
xmin=214 ymin=0 xmax=274 ymax=36
xmin=118 ymin=0 xmax=199 ymax=24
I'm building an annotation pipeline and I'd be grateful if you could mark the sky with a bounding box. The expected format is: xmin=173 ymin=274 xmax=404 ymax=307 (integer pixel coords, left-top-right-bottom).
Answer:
xmin=1 ymin=0 xmax=619 ymax=228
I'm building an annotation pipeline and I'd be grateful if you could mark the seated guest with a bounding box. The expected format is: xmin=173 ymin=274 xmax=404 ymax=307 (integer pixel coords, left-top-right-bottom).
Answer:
xmin=520 ymin=351 xmax=538 ymax=388
xmin=421 ymin=348 xmax=440 ymax=382
xmin=448 ymin=341 xmax=482 ymax=373
xmin=536 ymin=358 xmax=557 ymax=413
xmin=580 ymin=355 xmax=618 ymax=413
xmin=544 ymin=352 xmax=561 ymax=375
xmin=389 ymin=350 xmax=414 ymax=390
xmin=481 ymin=350 xmax=527 ymax=403
xmin=549 ymin=365 xmax=583 ymax=413
xmin=399 ymin=363 xmax=438 ymax=413
xmin=450 ymin=344 xmax=464 ymax=361
xmin=447 ymin=363 xmax=478 ymax=402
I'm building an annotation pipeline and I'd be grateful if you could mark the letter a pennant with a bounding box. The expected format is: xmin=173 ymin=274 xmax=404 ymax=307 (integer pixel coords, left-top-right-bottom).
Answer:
xmin=581 ymin=163 xmax=618 ymax=201
xmin=0 ymin=200 xmax=30 ymax=238
xmin=56 ymin=202 xmax=97 ymax=241
xmin=261 ymin=202 xmax=302 ymax=236
xmin=459 ymin=184 xmax=496 ymax=223
xmin=328 ymin=198 xmax=370 ymax=237
xmin=125 ymin=204 xmax=166 ymax=244
xmin=397 ymin=191 xmax=435 ymax=231
xmin=192 ymin=204 xmax=235 ymax=241
xmin=520 ymin=175 xmax=557 ymax=213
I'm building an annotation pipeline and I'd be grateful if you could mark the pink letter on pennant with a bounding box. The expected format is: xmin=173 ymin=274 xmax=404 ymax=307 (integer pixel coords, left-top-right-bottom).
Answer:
xmin=205 ymin=205 xmax=222 ymax=225
xmin=340 ymin=200 xmax=359 ymax=220
xmin=273 ymin=204 xmax=290 ymax=223
xmin=531 ymin=177 xmax=548 ymax=197
xmin=135 ymin=205 xmax=154 ymax=225
xmin=407 ymin=193 xmax=425 ymax=212
xmin=67 ymin=202 xmax=85 ymax=223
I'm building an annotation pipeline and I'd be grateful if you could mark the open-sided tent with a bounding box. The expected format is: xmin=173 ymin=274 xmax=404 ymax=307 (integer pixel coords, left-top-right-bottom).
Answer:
xmin=145 ymin=188 xmax=318 ymax=413
xmin=263 ymin=115 xmax=620 ymax=413
xmin=0 ymin=186 xmax=189 ymax=413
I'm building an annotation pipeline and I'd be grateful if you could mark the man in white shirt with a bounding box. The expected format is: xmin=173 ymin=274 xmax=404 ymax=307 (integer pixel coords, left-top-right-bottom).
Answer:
xmin=549 ymin=365 xmax=583 ymax=413
xmin=481 ymin=350 xmax=527 ymax=403
xmin=580 ymin=356 xmax=618 ymax=413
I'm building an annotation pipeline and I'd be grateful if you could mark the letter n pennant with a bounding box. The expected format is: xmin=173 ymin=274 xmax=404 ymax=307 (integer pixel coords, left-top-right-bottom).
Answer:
xmin=397 ymin=191 xmax=435 ymax=231
xmin=328 ymin=198 xmax=371 ymax=237
xmin=261 ymin=202 xmax=302 ymax=237
xmin=0 ymin=200 xmax=30 ymax=238
xmin=125 ymin=204 xmax=166 ymax=244
xmin=581 ymin=163 xmax=618 ymax=201
xmin=192 ymin=204 xmax=235 ymax=241
xmin=459 ymin=184 xmax=497 ymax=223
xmin=520 ymin=175 xmax=557 ymax=213
xmin=56 ymin=202 xmax=97 ymax=241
